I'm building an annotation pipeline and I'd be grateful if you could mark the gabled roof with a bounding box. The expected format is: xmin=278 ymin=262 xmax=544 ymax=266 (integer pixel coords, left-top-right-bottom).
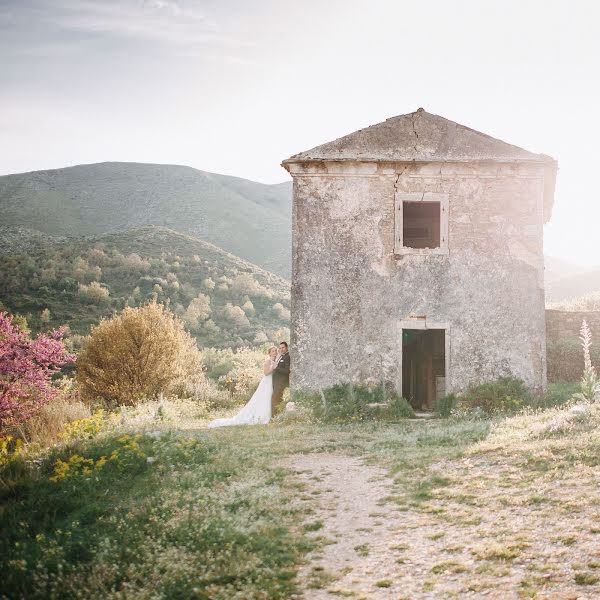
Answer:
xmin=282 ymin=108 xmax=555 ymax=165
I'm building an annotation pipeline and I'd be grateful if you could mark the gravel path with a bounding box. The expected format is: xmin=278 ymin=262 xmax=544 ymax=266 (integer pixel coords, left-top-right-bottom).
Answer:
xmin=285 ymin=454 xmax=406 ymax=599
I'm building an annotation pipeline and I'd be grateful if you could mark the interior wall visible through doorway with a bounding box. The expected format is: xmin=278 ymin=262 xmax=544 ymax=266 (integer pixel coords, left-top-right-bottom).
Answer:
xmin=401 ymin=328 xmax=446 ymax=410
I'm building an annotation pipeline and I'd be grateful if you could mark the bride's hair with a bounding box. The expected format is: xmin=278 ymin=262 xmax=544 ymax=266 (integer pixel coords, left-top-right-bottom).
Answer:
xmin=268 ymin=346 xmax=278 ymax=355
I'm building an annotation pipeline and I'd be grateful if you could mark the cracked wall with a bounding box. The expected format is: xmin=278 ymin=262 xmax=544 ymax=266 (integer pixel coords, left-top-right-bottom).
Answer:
xmin=289 ymin=160 xmax=548 ymax=393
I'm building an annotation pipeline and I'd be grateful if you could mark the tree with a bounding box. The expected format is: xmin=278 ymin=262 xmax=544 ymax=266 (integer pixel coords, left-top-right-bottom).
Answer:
xmin=0 ymin=312 xmax=75 ymax=433
xmin=183 ymin=294 xmax=211 ymax=330
xmin=79 ymin=281 xmax=110 ymax=303
xmin=221 ymin=303 xmax=250 ymax=329
xmin=76 ymin=302 xmax=202 ymax=406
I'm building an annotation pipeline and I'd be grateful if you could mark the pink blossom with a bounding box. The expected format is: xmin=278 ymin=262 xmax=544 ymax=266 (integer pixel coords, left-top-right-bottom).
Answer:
xmin=0 ymin=312 xmax=76 ymax=432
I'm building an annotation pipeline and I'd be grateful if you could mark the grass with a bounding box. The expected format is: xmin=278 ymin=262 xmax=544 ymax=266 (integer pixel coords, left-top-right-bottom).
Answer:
xmin=3 ymin=401 xmax=600 ymax=598
xmin=0 ymin=427 xmax=313 ymax=599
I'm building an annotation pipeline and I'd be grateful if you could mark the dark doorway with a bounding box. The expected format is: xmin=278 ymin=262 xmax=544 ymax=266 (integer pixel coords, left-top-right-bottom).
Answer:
xmin=402 ymin=329 xmax=446 ymax=410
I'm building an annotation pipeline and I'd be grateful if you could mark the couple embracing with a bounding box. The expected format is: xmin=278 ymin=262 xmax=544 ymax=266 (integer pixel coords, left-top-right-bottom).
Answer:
xmin=207 ymin=342 xmax=290 ymax=428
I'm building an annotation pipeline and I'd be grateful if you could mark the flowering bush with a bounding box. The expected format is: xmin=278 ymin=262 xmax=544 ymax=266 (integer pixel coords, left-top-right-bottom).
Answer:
xmin=61 ymin=410 xmax=109 ymax=441
xmin=49 ymin=433 xmax=147 ymax=483
xmin=0 ymin=312 xmax=75 ymax=433
xmin=0 ymin=435 xmax=24 ymax=469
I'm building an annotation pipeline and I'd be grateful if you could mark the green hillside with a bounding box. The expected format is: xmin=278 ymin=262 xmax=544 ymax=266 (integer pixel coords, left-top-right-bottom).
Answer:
xmin=0 ymin=162 xmax=292 ymax=278
xmin=0 ymin=226 xmax=291 ymax=349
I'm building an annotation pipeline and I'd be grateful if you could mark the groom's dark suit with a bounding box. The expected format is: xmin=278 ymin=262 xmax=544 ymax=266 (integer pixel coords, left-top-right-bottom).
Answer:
xmin=271 ymin=352 xmax=290 ymax=415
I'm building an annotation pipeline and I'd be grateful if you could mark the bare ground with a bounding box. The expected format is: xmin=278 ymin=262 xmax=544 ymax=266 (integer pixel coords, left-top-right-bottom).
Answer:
xmin=284 ymin=451 xmax=600 ymax=599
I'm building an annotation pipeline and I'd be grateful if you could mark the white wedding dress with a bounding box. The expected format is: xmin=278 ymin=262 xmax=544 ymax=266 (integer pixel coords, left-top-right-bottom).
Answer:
xmin=208 ymin=363 xmax=273 ymax=428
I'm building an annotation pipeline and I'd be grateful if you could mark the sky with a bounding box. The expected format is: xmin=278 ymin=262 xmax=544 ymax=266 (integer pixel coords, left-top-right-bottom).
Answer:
xmin=1 ymin=0 xmax=599 ymax=266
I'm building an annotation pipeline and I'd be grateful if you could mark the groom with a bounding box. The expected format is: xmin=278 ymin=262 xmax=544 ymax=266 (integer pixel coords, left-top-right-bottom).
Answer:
xmin=271 ymin=341 xmax=290 ymax=416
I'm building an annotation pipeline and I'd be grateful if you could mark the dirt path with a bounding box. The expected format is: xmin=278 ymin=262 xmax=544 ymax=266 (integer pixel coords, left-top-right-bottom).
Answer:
xmin=285 ymin=454 xmax=407 ymax=599
xmin=285 ymin=452 xmax=600 ymax=599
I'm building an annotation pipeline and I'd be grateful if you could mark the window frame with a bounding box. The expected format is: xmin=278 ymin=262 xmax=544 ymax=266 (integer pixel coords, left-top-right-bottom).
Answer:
xmin=394 ymin=192 xmax=449 ymax=256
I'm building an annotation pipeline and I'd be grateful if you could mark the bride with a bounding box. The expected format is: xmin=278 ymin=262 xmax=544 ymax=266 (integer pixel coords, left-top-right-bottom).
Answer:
xmin=208 ymin=346 xmax=278 ymax=428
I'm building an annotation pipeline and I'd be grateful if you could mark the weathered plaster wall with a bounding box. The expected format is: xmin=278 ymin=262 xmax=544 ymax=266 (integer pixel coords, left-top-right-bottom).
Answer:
xmin=290 ymin=161 xmax=548 ymax=393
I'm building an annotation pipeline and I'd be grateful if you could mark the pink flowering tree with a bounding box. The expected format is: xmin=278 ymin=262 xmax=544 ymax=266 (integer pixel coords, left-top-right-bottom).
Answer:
xmin=0 ymin=312 xmax=76 ymax=433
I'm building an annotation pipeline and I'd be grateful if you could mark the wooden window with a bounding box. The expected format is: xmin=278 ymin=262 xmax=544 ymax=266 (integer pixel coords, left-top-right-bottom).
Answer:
xmin=394 ymin=192 xmax=449 ymax=256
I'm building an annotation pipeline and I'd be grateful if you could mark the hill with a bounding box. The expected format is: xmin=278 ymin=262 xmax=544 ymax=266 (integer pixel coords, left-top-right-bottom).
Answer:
xmin=546 ymin=267 xmax=600 ymax=302
xmin=0 ymin=162 xmax=292 ymax=278
xmin=544 ymin=256 xmax=590 ymax=283
xmin=0 ymin=226 xmax=291 ymax=349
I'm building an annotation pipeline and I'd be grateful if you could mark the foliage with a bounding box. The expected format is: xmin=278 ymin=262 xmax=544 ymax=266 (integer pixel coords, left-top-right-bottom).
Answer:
xmin=18 ymin=380 xmax=91 ymax=448
xmin=454 ymin=377 xmax=532 ymax=417
xmin=76 ymin=302 xmax=202 ymax=407
xmin=61 ymin=410 xmax=110 ymax=441
xmin=383 ymin=395 xmax=416 ymax=421
xmin=574 ymin=320 xmax=600 ymax=402
xmin=0 ymin=429 xmax=311 ymax=599
xmin=295 ymin=381 xmax=414 ymax=423
xmin=436 ymin=393 xmax=458 ymax=417
xmin=533 ymin=381 xmax=579 ymax=410
xmin=0 ymin=312 xmax=75 ymax=433
xmin=0 ymin=226 xmax=291 ymax=349
xmin=450 ymin=378 xmax=578 ymax=419
xmin=0 ymin=435 xmax=24 ymax=469
xmin=548 ymin=291 xmax=600 ymax=312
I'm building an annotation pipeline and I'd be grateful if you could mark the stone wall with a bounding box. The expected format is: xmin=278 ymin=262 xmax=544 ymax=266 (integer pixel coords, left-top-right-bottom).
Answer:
xmin=546 ymin=309 xmax=600 ymax=342
xmin=546 ymin=309 xmax=600 ymax=381
xmin=289 ymin=160 xmax=548 ymax=393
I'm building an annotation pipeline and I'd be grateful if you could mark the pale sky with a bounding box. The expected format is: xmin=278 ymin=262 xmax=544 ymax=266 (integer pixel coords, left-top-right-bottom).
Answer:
xmin=1 ymin=0 xmax=599 ymax=266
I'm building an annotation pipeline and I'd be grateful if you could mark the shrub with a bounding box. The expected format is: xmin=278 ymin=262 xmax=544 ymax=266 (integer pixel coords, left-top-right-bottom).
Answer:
xmin=0 ymin=312 xmax=75 ymax=433
xmin=295 ymin=381 xmax=413 ymax=423
xmin=76 ymin=302 xmax=202 ymax=407
xmin=19 ymin=380 xmax=91 ymax=447
xmin=78 ymin=281 xmax=110 ymax=303
xmin=455 ymin=377 xmax=532 ymax=417
xmin=221 ymin=303 xmax=251 ymax=329
xmin=294 ymin=384 xmax=362 ymax=423
xmin=182 ymin=293 xmax=212 ymax=329
xmin=383 ymin=395 xmax=415 ymax=421
xmin=436 ymin=393 xmax=458 ymax=418
xmin=534 ymin=381 xmax=579 ymax=410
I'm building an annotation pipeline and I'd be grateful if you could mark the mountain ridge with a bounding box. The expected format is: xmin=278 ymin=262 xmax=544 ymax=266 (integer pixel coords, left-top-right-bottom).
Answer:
xmin=0 ymin=162 xmax=293 ymax=278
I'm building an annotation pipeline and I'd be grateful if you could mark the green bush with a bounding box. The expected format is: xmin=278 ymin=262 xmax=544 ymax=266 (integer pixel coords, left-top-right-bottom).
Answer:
xmin=534 ymin=381 xmax=579 ymax=410
xmin=436 ymin=393 xmax=458 ymax=418
xmin=294 ymin=381 xmax=413 ymax=423
xmin=456 ymin=377 xmax=532 ymax=417
xmin=383 ymin=395 xmax=415 ymax=421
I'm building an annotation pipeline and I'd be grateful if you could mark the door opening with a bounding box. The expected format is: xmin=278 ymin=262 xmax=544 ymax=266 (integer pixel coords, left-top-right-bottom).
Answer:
xmin=402 ymin=329 xmax=446 ymax=410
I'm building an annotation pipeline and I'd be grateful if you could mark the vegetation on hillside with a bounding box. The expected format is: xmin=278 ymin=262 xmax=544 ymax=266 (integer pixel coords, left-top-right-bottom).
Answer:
xmin=0 ymin=226 xmax=290 ymax=349
xmin=547 ymin=290 xmax=600 ymax=311
xmin=0 ymin=162 xmax=292 ymax=278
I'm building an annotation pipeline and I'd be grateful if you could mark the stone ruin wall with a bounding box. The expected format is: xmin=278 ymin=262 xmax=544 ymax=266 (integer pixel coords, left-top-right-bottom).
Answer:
xmin=545 ymin=309 xmax=600 ymax=381
xmin=290 ymin=160 xmax=548 ymax=393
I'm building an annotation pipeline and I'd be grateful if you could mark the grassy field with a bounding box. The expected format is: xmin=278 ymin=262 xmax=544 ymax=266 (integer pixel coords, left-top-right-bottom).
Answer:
xmin=2 ymin=402 xmax=600 ymax=598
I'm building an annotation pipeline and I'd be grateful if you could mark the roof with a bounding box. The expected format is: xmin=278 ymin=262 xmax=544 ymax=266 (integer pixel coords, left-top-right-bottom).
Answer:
xmin=282 ymin=108 xmax=556 ymax=165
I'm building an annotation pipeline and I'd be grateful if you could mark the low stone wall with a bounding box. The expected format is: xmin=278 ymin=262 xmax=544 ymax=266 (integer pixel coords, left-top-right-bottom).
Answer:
xmin=546 ymin=310 xmax=600 ymax=382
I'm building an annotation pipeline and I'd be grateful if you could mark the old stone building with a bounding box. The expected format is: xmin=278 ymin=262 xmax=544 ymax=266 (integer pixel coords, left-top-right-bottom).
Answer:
xmin=282 ymin=109 xmax=557 ymax=409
